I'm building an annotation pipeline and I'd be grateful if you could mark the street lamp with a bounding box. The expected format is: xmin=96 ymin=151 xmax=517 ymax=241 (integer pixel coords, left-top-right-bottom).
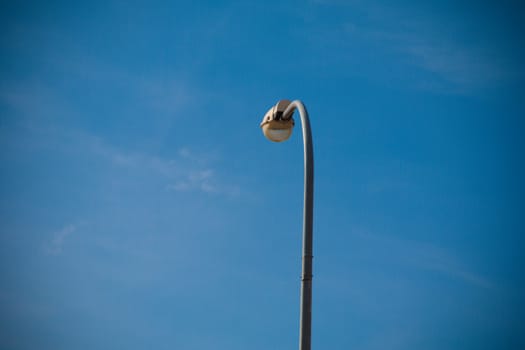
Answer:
xmin=260 ymin=100 xmax=314 ymax=350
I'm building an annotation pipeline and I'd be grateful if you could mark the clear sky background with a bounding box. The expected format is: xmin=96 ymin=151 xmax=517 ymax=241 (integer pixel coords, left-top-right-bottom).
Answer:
xmin=1 ymin=1 xmax=524 ymax=349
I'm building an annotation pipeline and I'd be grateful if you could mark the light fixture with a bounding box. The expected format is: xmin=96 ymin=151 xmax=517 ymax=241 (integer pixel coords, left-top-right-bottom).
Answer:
xmin=260 ymin=99 xmax=295 ymax=142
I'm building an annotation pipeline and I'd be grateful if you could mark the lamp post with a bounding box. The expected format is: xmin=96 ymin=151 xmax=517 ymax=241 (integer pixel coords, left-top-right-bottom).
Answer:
xmin=260 ymin=100 xmax=314 ymax=350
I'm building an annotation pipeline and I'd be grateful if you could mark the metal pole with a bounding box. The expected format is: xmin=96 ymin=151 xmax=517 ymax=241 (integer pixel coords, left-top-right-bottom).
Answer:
xmin=283 ymin=100 xmax=314 ymax=350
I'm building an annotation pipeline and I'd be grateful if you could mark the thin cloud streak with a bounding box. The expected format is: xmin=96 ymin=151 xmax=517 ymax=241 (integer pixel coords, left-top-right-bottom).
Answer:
xmin=0 ymin=94 xmax=239 ymax=198
xmin=352 ymin=229 xmax=493 ymax=289
xmin=88 ymin=135 xmax=240 ymax=196
xmin=167 ymin=168 xmax=240 ymax=196
xmin=400 ymin=39 xmax=514 ymax=93
xmin=44 ymin=224 xmax=77 ymax=255
xmin=310 ymin=0 xmax=522 ymax=93
xmin=371 ymin=27 xmax=514 ymax=93
xmin=0 ymin=59 xmax=240 ymax=196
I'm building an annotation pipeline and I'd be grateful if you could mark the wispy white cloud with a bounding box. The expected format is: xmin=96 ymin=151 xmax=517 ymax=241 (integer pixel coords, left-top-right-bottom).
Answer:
xmin=166 ymin=167 xmax=239 ymax=196
xmin=352 ymin=229 xmax=493 ymax=289
xmin=0 ymin=78 xmax=240 ymax=198
xmin=168 ymin=169 xmax=213 ymax=192
xmin=43 ymin=224 xmax=77 ymax=255
xmin=0 ymin=81 xmax=73 ymax=123
xmin=310 ymin=1 xmax=522 ymax=93
xmin=137 ymin=76 xmax=197 ymax=116
xmin=90 ymin=139 xmax=239 ymax=196
xmin=88 ymin=136 xmax=240 ymax=196
xmin=396 ymin=35 xmax=514 ymax=93
xmin=172 ymin=164 xmax=242 ymax=196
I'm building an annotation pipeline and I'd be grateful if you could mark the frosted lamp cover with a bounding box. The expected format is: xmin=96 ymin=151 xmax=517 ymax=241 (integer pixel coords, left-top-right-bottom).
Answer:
xmin=262 ymin=124 xmax=293 ymax=142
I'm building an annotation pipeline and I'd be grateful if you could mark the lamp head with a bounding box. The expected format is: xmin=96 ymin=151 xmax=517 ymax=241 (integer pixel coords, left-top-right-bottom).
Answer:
xmin=260 ymin=99 xmax=295 ymax=142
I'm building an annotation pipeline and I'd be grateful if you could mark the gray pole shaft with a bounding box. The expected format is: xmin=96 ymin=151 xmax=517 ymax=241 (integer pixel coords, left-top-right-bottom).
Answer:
xmin=284 ymin=101 xmax=314 ymax=350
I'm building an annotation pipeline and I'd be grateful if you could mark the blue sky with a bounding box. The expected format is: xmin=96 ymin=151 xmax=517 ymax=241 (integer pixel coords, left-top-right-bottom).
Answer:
xmin=1 ymin=0 xmax=524 ymax=349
